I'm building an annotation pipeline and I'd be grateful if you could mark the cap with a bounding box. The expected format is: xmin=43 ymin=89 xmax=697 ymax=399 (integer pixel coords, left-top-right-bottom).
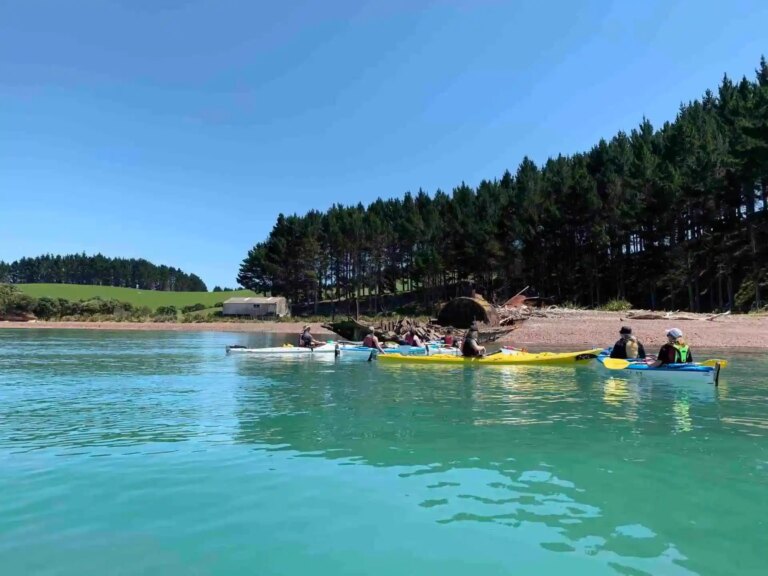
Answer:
xmin=666 ymin=328 xmax=683 ymax=339
xmin=619 ymin=326 xmax=632 ymax=335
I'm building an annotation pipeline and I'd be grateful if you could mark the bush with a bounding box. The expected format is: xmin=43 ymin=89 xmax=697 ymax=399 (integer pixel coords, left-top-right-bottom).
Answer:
xmin=600 ymin=299 xmax=633 ymax=312
xmin=181 ymin=303 xmax=207 ymax=313
xmin=33 ymin=297 xmax=60 ymax=319
xmin=153 ymin=305 xmax=178 ymax=321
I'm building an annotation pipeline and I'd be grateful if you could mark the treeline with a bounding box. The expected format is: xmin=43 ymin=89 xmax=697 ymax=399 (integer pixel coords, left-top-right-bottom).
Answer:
xmin=0 ymin=253 xmax=207 ymax=292
xmin=238 ymin=58 xmax=768 ymax=312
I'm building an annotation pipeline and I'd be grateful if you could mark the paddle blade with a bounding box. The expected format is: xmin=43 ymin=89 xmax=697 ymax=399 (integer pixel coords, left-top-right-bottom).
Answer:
xmin=602 ymin=358 xmax=631 ymax=370
xmin=701 ymin=359 xmax=728 ymax=368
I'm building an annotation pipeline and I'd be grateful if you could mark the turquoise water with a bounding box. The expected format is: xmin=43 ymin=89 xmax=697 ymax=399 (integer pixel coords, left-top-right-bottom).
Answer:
xmin=1 ymin=330 xmax=767 ymax=576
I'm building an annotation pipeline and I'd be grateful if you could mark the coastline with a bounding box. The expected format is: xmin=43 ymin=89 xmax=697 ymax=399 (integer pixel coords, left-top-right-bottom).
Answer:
xmin=1 ymin=311 xmax=765 ymax=348
xmin=0 ymin=320 xmax=334 ymax=335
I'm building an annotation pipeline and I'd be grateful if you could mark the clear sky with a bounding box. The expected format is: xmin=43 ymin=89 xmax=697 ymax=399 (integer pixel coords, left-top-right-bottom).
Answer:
xmin=1 ymin=0 xmax=766 ymax=289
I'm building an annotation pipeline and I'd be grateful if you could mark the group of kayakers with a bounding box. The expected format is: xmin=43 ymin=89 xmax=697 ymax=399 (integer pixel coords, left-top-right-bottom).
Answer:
xmin=610 ymin=325 xmax=693 ymax=366
xmin=299 ymin=322 xmax=694 ymax=365
xmin=298 ymin=322 xmax=487 ymax=357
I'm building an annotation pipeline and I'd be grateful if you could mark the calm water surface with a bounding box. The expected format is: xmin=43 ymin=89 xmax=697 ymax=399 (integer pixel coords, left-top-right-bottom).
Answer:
xmin=1 ymin=329 xmax=767 ymax=575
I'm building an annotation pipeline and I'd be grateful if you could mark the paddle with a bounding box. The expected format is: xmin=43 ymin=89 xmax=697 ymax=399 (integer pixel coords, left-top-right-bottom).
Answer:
xmin=700 ymin=359 xmax=728 ymax=368
xmin=602 ymin=358 xmax=634 ymax=370
xmin=602 ymin=358 xmax=728 ymax=370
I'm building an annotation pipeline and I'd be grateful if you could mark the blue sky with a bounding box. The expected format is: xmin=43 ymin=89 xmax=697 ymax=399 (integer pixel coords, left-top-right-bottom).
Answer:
xmin=1 ymin=0 xmax=766 ymax=289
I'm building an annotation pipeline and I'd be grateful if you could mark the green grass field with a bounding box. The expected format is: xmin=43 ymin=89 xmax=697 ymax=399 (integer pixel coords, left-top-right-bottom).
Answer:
xmin=17 ymin=284 xmax=257 ymax=311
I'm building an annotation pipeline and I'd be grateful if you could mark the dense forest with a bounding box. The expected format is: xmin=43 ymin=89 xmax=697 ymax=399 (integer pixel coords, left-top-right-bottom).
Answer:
xmin=238 ymin=58 xmax=768 ymax=313
xmin=0 ymin=254 xmax=208 ymax=292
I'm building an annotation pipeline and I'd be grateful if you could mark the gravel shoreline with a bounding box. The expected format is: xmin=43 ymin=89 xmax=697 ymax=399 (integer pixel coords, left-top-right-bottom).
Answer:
xmin=501 ymin=310 xmax=767 ymax=349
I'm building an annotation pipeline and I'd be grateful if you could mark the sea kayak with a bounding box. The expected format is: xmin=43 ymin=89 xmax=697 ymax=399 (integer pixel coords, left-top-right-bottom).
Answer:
xmin=225 ymin=342 xmax=460 ymax=357
xmin=596 ymin=354 xmax=722 ymax=385
xmin=226 ymin=342 xmax=339 ymax=355
xmin=340 ymin=343 xmax=460 ymax=357
xmin=377 ymin=348 xmax=603 ymax=366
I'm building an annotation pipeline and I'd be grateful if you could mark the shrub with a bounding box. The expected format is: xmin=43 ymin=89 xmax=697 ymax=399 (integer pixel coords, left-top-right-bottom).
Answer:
xmin=181 ymin=303 xmax=207 ymax=313
xmin=153 ymin=305 xmax=178 ymax=321
xmin=33 ymin=297 xmax=60 ymax=319
xmin=600 ymin=299 xmax=633 ymax=312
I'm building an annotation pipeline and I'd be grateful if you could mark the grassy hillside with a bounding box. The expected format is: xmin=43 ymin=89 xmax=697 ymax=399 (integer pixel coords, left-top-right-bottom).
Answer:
xmin=17 ymin=284 xmax=257 ymax=311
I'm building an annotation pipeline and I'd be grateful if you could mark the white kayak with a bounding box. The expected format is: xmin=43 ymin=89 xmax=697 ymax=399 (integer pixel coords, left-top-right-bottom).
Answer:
xmin=225 ymin=341 xmax=461 ymax=357
xmin=226 ymin=342 xmax=340 ymax=355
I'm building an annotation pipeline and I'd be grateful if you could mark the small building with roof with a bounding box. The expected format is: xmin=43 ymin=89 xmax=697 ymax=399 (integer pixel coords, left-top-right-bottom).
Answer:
xmin=222 ymin=296 xmax=289 ymax=318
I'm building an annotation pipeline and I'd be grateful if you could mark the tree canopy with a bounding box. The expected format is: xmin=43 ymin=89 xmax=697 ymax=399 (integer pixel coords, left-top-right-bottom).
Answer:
xmin=239 ymin=58 xmax=768 ymax=312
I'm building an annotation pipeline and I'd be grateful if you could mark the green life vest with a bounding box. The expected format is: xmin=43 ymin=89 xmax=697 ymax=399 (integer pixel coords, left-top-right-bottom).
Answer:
xmin=673 ymin=343 xmax=690 ymax=363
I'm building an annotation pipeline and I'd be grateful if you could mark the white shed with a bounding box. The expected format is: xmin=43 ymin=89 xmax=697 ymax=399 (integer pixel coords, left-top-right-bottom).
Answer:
xmin=222 ymin=297 xmax=289 ymax=318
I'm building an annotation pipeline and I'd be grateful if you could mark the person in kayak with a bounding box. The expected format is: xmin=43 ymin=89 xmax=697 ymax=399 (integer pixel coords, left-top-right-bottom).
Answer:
xmin=363 ymin=327 xmax=385 ymax=352
xmin=610 ymin=326 xmax=646 ymax=359
xmin=649 ymin=328 xmax=693 ymax=367
xmin=442 ymin=328 xmax=455 ymax=348
xmin=299 ymin=325 xmax=324 ymax=348
xmin=462 ymin=322 xmax=486 ymax=357
xmin=404 ymin=329 xmax=422 ymax=347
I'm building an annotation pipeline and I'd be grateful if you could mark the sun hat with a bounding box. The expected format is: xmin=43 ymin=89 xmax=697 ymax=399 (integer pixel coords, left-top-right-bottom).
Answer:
xmin=619 ymin=326 xmax=632 ymax=335
xmin=666 ymin=328 xmax=683 ymax=339
xmin=303 ymin=324 xmax=311 ymax=331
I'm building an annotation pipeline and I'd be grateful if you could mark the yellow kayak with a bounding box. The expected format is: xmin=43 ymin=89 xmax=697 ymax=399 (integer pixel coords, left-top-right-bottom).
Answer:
xmin=377 ymin=348 xmax=603 ymax=366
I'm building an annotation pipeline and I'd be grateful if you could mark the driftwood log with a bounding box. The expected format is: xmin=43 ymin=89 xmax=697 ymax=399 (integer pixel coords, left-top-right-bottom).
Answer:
xmin=625 ymin=310 xmax=731 ymax=321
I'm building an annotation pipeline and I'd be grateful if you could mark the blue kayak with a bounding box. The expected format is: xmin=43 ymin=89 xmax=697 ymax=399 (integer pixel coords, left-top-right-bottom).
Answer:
xmin=596 ymin=350 xmax=720 ymax=385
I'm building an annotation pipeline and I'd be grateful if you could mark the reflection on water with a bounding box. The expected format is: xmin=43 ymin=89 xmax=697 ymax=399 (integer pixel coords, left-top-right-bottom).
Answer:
xmin=1 ymin=330 xmax=767 ymax=576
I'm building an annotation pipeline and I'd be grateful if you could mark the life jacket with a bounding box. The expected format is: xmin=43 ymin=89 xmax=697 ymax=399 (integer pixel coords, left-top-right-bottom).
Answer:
xmin=404 ymin=333 xmax=414 ymax=345
xmin=363 ymin=334 xmax=375 ymax=348
xmin=673 ymin=343 xmax=690 ymax=363
xmin=443 ymin=335 xmax=454 ymax=347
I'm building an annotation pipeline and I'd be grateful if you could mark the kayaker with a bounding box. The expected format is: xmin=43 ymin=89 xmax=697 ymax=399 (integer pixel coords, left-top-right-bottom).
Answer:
xmin=363 ymin=326 xmax=385 ymax=353
xmin=299 ymin=325 xmax=324 ymax=348
xmin=610 ymin=326 xmax=647 ymax=359
xmin=649 ymin=328 xmax=693 ymax=367
xmin=442 ymin=328 xmax=455 ymax=348
xmin=404 ymin=329 xmax=422 ymax=347
xmin=461 ymin=322 xmax=486 ymax=357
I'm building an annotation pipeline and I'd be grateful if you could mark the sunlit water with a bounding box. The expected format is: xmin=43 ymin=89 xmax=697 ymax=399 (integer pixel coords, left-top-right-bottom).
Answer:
xmin=1 ymin=329 xmax=767 ymax=576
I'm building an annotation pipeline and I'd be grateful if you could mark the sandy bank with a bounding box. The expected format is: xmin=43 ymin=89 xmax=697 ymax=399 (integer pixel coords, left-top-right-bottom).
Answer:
xmin=0 ymin=321 xmax=334 ymax=335
xmin=502 ymin=310 xmax=767 ymax=349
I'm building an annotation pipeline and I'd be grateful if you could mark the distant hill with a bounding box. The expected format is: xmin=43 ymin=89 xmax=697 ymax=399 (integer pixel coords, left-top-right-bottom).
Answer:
xmin=16 ymin=284 xmax=256 ymax=311
xmin=0 ymin=253 xmax=208 ymax=292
